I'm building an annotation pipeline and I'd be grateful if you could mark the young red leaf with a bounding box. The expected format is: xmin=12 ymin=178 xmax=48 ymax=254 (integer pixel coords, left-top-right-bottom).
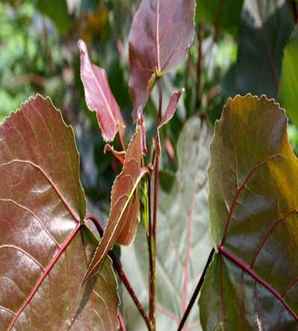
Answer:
xmin=158 ymin=90 xmax=183 ymax=129
xmin=84 ymin=127 xmax=147 ymax=281
xmin=200 ymin=95 xmax=298 ymax=330
xmin=78 ymin=39 xmax=125 ymax=142
xmin=0 ymin=95 xmax=119 ymax=330
xmin=129 ymin=0 xmax=195 ymax=114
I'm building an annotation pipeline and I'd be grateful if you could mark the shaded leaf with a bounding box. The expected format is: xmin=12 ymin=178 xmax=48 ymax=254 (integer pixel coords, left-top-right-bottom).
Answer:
xmin=279 ymin=27 xmax=298 ymax=127
xmin=158 ymin=90 xmax=182 ymax=129
xmin=223 ymin=0 xmax=294 ymax=98
xmin=197 ymin=0 xmax=244 ymax=35
xmin=0 ymin=95 xmax=118 ymax=331
xmin=200 ymin=95 xmax=298 ymax=330
xmin=84 ymin=126 xmax=146 ymax=281
xmin=129 ymin=0 xmax=195 ymax=114
xmin=36 ymin=0 xmax=71 ymax=34
xmin=79 ymin=39 xmax=125 ymax=142
xmin=121 ymin=118 xmax=212 ymax=330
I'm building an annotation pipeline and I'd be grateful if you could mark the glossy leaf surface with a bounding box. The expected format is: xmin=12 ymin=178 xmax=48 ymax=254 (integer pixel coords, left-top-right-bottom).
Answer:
xmin=279 ymin=27 xmax=298 ymax=127
xmin=122 ymin=118 xmax=212 ymax=330
xmin=200 ymin=95 xmax=298 ymax=330
xmin=79 ymin=39 xmax=125 ymax=142
xmin=0 ymin=95 xmax=118 ymax=331
xmin=84 ymin=127 xmax=146 ymax=281
xmin=129 ymin=0 xmax=195 ymax=113
xmin=223 ymin=0 xmax=294 ymax=98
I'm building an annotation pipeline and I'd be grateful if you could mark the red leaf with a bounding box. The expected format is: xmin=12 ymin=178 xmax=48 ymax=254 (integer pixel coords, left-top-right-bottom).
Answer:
xmin=78 ymin=39 xmax=125 ymax=142
xmin=84 ymin=126 xmax=147 ymax=281
xmin=0 ymin=95 xmax=119 ymax=330
xmin=129 ymin=0 xmax=195 ymax=114
xmin=158 ymin=90 xmax=183 ymax=129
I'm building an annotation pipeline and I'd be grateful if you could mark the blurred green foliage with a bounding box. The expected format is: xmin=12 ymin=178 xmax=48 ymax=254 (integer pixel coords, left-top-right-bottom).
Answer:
xmin=1 ymin=0 xmax=298 ymax=214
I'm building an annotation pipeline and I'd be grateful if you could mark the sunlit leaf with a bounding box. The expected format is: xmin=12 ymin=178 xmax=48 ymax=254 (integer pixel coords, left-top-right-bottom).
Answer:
xmin=0 ymin=95 xmax=119 ymax=331
xmin=121 ymin=118 xmax=212 ymax=330
xmin=78 ymin=39 xmax=125 ymax=142
xmin=84 ymin=126 xmax=147 ymax=281
xmin=129 ymin=0 xmax=195 ymax=114
xmin=279 ymin=27 xmax=298 ymax=127
xmin=200 ymin=95 xmax=298 ymax=330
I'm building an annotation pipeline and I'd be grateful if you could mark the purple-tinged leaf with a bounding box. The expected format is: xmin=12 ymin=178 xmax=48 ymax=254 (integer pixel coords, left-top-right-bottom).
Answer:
xmin=129 ymin=0 xmax=195 ymax=114
xmin=78 ymin=39 xmax=125 ymax=142
xmin=200 ymin=95 xmax=298 ymax=330
xmin=158 ymin=90 xmax=183 ymax=129
xmin=0 ymin=95 xmax=119 ymax=330
xmin=84 ymin=127 xmax=147 ymax=282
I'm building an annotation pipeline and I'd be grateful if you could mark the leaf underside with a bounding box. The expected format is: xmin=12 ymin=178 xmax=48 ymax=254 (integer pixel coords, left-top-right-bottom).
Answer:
xmin=121 ymin=117 xmax=213 ymax=330
xmin=0 ymin=95 xmax=118 ymax=331
xmin=200 ymin=94 xmax=298 ymax=331
xmin=128 ymin=0 xmax=195 ymax=114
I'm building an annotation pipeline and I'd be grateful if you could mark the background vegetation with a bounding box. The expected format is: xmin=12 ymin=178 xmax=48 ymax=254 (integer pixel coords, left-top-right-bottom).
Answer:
xmin=1 ymin=0 xmax=297 ymax=208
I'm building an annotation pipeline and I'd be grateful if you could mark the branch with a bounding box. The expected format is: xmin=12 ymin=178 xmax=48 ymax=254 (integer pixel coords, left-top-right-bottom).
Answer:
xmin=177 ymin=248 xmax=215 ymax=331
xmin=85 ymin=215 xmax=152 ymax=331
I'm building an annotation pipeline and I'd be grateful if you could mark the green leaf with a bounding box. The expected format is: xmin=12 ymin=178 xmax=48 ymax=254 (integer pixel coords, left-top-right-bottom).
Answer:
xmin=197 ymin=0 xmax=244 ymax=35
xmin=200 ymin=95 xmax=298 ymax=330
xmin=0 ymin=95 xmax=119 ymax=330
xmin=121 ymin=117 xmax=213 ymax=330
xmin=223 ymin=1 xmax=294 ymax=98
xmin=36 ymin=0 xmax=71 ymax=34
xmin=279 ymin=27 xmax=298 ymax=127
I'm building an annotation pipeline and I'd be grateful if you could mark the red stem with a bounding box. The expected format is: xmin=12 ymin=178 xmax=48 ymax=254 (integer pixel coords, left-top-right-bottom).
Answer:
xmin=86 ymin=215 xmax=152 ymax=331
xmin=218 ymin=245 xmax=298 ymax=321
xmin=148 ymin=81 xmax=163 ymax=330
xmin=177 ymin=248 xmax=215 ymax=331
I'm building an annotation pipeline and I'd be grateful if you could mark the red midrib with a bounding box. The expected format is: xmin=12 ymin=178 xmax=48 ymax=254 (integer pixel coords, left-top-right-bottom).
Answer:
xmin=7 ymin=223 xmax=82 ymax=330
xmin=218 ymin=245 xmax=298 ymax=321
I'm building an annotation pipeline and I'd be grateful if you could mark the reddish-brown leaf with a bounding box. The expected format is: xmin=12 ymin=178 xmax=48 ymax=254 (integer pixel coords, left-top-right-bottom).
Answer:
xmin=78 ymin=39 xmax=125 ymax=142
xmin=0 ymin=95 xmax=119 ymax=330
xmin=158 ymin=90 xmax=183 ymax=129
xmin=129 ymin=0 xmax=195 ymax=114
xmin=84 ymin=127 xmax=147 ymax=281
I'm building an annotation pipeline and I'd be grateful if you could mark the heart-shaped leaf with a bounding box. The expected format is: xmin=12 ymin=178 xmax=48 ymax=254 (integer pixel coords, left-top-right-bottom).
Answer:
xmin=0 ymin=95 xmax=119 ymax=331
xmin=79 ymin=39 xmax=125 ymax=142
xmin=129 ymin=0 xmax=195 ymax=114
xmin=121 ymin=117 xmax=213 ymax=330
xmin=84 ymin=126 xmax=147 ymax=281
xmin=199 ymin=95 xmax=298 ymax=330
